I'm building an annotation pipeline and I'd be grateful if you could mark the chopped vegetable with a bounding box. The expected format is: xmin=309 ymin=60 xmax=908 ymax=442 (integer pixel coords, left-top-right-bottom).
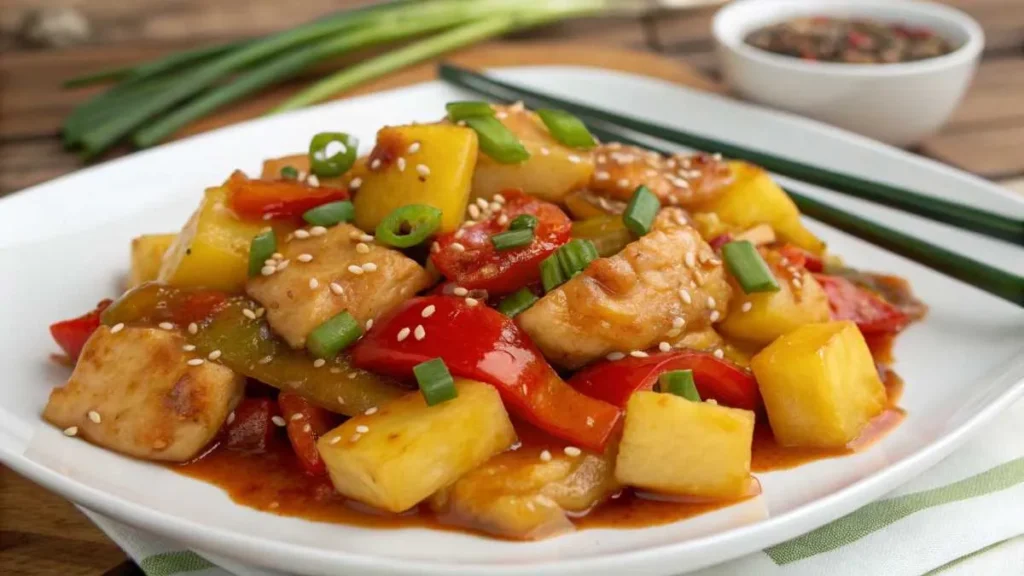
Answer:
xmin=352 ymin=296 xmax=622 ymax=452
xmin=308 ymin=132 xmax=358 ymax=177
xmin=225 ymin=170 xmax=349 ymax=221
xmin=536 ymin=109 xmax=596 ymax=149
xmin=49 ymin=299 xmax=113 ymax=362
xmin=555 ymin=238 xmax=598 ymax=279
xmin=464 ymin=116 xmax=530 ymax=164
xmin=446 ymin=100 xmax=495 ymax=121
xmin=509 ymin=214 xmax=538 ymax=231
xmin=497 ymin=288 xmax=538 ymax=318
xmin=815 ymin=274 xmax=910 ymax=335
xmin=247 ymin=229 xmax=277 ymax=277
xmin=376 ymin=204 xmax=443 ymax=248
xmin=622 ymin=185 xmax=660 ymax=236
xmin=302 ymin=200 xmax=354 ymax=227
xmin=280 ymin=165 xmax=299 ymax=180
xmin=570 ymin=215 xmax=631 ymax=257
xmin=540 ymin=254 xmax=565 ymax=293
xmin=307 ymin=311 xmax=362 ymax=359
xmin=413 ymin=358 xmax=457 ymax=406
xmin=222 ymin=398 xmax=278 ymax=453
xmin=129 ymin=234 xmax=176 ymax=288
xmin=278 ymin=391 xmax=337 ymax=476
xmin=721 ymin=240 xmax=780 ymax=293
xmin=490 ymin=228 xmax=534 ymax=251
xmin=659 ymin=369 xmax=700 ymax=402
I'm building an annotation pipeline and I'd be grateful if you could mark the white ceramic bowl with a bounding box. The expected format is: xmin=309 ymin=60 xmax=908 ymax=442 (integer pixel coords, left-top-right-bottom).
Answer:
xmin=713 ymin=0 xmax=984 ymax=147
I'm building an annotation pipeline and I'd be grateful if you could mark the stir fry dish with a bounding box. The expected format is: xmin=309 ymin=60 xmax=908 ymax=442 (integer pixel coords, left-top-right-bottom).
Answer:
xmin=44 ymin=102 xmax=924 ymax=540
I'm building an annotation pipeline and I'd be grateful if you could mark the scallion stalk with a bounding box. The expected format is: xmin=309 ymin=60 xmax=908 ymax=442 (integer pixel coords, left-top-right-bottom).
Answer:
xmin=248 ymin=230 xmax=277 ymax=277
xmin=497 ymin=288 xmax=539 ymax=317
xmin=307 ymin=311 xmax=362 ymax=358
xmin=413 ymin=358 xmax=458 ymax=406
xmin=537 ymin=109 xmax=596 ymax=149
xmin=491 ymin=228 xmax=534 ymax=250
xmin=659 ymin=370 xmax=700 ymax=402
xmin=446 ymin=101 xmax=496 ymax=121
xmin=721 ymin=241 xmax=780 ymax=294
xmin=622 ymin=185 xmax=659 ymax=236
xmin=303 ymin=201 xmax=354 ymax=227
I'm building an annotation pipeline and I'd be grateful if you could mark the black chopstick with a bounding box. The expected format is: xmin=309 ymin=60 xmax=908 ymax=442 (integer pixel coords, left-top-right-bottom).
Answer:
xmin=438 ymin=64 xmax=1024 ymax=247
xmin=439 ymin=63 xmax=1024 ymax=307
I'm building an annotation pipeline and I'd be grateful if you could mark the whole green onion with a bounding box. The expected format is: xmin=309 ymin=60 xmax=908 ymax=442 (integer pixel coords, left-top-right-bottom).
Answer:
xmin=376 ymin=205 xmax=443 ymax=248
xmin=309 ymin=132 xmax=358 ymax=177
xmin=303 ymin=201 xmax=354 ymax=227
xmin=537 ymin=108 xmax=596 ymax=149
xmin=623 ymin=185 xmax=660 ymax=236
xmin=413 ymin=358 xmax=458 ymax=406
xmin=248 ymin=230 xmax=277 ymax=277
xmin=659 ymin=370 xmax=700 ymax=402
xmin=722 ymin=241 xmax=780 ymax=294
xmin=307 ymin=311 xmax=362 ymax=359
xmin=497 ymin=288 xmax=539 ymax=317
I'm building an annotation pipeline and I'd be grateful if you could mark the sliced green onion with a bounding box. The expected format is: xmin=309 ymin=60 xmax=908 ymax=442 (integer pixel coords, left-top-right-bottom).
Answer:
xmin=303 ymin=201 xmax=354 ymax=227
xmin=536 ymin=108 xmax=596 ymax=149
xmin=413 ymin=358 xmax=457 ymax=406
xmin=248 ymin=230 xmax=277 ymax=277
xmin=307 ymin=311 xmax=362 ymax=359
xmin=556 ymin=238 xmax=598 ymax=279
xmin=463 ymin=116 xmax=530 ymax=164
xmin=491 ymin=228 xmax=534 ymax=251
xmin=309 ymin=132 xmax=358 ymax=177
xmin=280 ymin=165 xmax=299 ymax=180
xmin=659 ymin=369 xmax=700 ymax=402
xmin=623 ymin=185 xmax=660 ymax=236
xmin=446 ymin=101 xmax=495 ymax=122
xmin=497 ymin=288 xmax=539 ymax=318
xmin=540 ymin=253 xmax=565 ymax=293
xmin=376 ymin=204 xmax=442 ymax=248
xmin=509 ymin=214 xmax=538 ymax=231
xmin=722 ymin=240 xmax=780 ymax=294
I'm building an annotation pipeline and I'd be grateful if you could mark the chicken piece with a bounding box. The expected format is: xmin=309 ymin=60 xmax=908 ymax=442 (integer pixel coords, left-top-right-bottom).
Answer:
xmin=43 ymin=326 xmax=244 ymax=462
xmin=246 ymin=223 xmax=432 ymax=348
xmin=519 ymin=208 xmax=731 ymax=369
xmin=588 ymin=144 xmax=733 ymax=207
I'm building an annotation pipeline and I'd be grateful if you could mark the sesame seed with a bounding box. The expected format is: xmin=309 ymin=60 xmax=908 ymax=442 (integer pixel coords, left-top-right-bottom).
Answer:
xmin=226 ymin=411 xmax=235 ymax=425
xmin=567 ymin=154 xmax=581 ymax=164
xmin=360 ymin=233 xmax=374 ymax=243
xmin=258 ymin=355 xmax=274 ymax=364
xmin=672 ymin=317 xmax=685 ymax=329
xmin=261 ymin=265 xmax=276 ymax=276
xmin=617 ymin=178 xmax=630 ymax=188
xmin=416 ymin=164 xmax=430 ymax=177
xmin=309 ymin=278 xmax=319 ymax=290
xmin=158 ymin=322 xmax=174 ymax=330
xmin=355 ymin=425 xmax=369 ymax=434
xmin=63 ymin=426 xmax=78 ymax=437
xmin=290 ymin=413 xmax=304 ymax=421
xmin=87 ymin=410 xmax=101 ymax=424
xmin=540 ymin=450 xmax=552 ymax=462
xmin=397 ymin=327 xmax=410 ymax=342
xmin=679 ymin=289 xmax=692 ymax=305
xmin=187 ymin=358 xmax=205 ymax=366
xmin=539 ymin=147 xmax=550 ymax=156
xmin=310 ymin=226 xmax=327 ymax=237
xmin=370 ymin=158 xmax=381 ymax=170
xmin=497 ymin=214 xmax=509 ymax=225
xmin=365 ymin=319 xmax=373 ymax=330
xmin=183 ymin=344 xmax=196 ymax=352
xmin=350 ymin=433 xmax=362 ymax=442
xmin=365 ymin=407 xmax=378 ymax=416
xmin=208 ymin=350 xmax=222 ymax=361
xmin=348 ymin=372 xmax=357 ymax=379
xmin=330 ymin=282 xmax=345 ymax=295
xmin=476 ymin=198 xmax=489 ymax=210
xmin=450 ymin=242 xmax=466 ymax=253
xmin=302 ymin=423 xmax=311 ymax=433
xmin=606 ymin=352 xmax=625 ymax=361
xmin=422 ymin=305 xmax=436 ymax=318
xmin=659 ymin=341 xmax=671 ymax=352
xmin=586 ymin=416 xmax=595 ymax=427
xmin=336 ymin=396 xmax=345 ymax=405
xmin=707 ymin=398 xmax=719 ymax=405
xmin=271 ymin=252 xmax=284 ymax=260
xmin=348 ymin=265 xmax=364 ymax=275
xmin=467 ymin=204 xmax=481 ymax=220
xmin=307 ymin=175 xmax=320 ymax=187
xmin=713 ymin=348 xmax=725 ymax=359
xmin=360 ymin=262 xmax=377 ymax=273
xmin=294 ymin=229 xmax=310 ymax=239
xmin=329 ymin=436 xmax=341 ymax=445
xmin=272 ymin=416 xmax=286 ymax=427
xmin=414 ymin=325 xmax=426 ymax=340
xmin=595 ymin=171 xmax=610 ymax=181
xmin=685 ymin=252 xmax=696 ymax=268
xmin=453 ymin=286 xmax=468 ymax=296
xmin=242 ymin=308 xmax=257 ymax=320
xmin=110 ymin=323 xmax=124 ymax=334
xmin=356 ymin=242 xmax=370 ymax=254
xmin=489 ymin=201 xmax=502 ymax=212
xmin=408 ymin=141 xmax=421 ymax=154
xmin=349 ymin=177 xmax=362 ymax=190
xmin=257 ymin=308 xmax=267 ymax=318
xmin=630 ymin=350 xmax=649 ymax=358
xmin=275 ymin=259 xmax=290 ymax=271
xmin=313 ymin=358 xmax=326 ymax=368
xmin=431 ymin=242 xmax=440 ymax=253
xmin=397 ymin=157 xmax=406 ymax=172
xmin=741 ymin=302 xmax=753 ymax=312
xmin=792 ymin=279 xmax=803 ymax=289
xmin=493 ymin=193 xmax=506 ymax=203
xmin=297 ymin=253 xmax=313 ymax=262
xmin=466 ymin=297 xmax=482 ymax=308
xmin=707 ymin=296 xmax=717 ymax=308
xmin=564 ymin=446 xmax=582 ymax=457
xmin=710 ymin=310 xmax=721 ymax=322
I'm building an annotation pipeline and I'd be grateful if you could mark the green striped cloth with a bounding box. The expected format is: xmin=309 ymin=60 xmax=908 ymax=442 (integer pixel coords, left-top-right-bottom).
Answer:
xmin=83 ymin=399 xmax=1024 ymax=576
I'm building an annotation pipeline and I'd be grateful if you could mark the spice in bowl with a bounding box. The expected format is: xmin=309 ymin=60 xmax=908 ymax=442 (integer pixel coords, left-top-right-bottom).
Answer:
xmin=745 ymin=17 xmax=956 ymax=64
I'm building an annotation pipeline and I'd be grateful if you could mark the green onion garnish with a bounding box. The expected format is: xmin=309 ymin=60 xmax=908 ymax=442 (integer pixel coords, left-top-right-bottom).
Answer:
xmin=308 ymin=132 xmax=358 ymax=177
xmin=376 ymin=204 xmax=442 ymax=248
xmin=307 ymin=310 xmax=362 ymax=359
xmin=446 ymin=101 xmax=495 ymax=122
xmin=540 ymin=253 xmax=565 ymax=293
xmin=463 ymin=116 xmax=530 ymax=164
xmin=303 ymin=200 xmax=354 ymax=227
xmin=556 ymin=238 xmax=599 ymax=279
xmin=497 ymin=288 xmax=538 ymax=317
xmin=536 ymin=109 xmax=596 ymax=149
xmin=509 ymin=214 xmax=538 ymax=231
xmin=412 ymin=358 xmax=457 ymax=406
xmin=248 ymin=230 xmax=277 ymax=277
xmin=721 ymin=240 xmax=781 ymax=294
xmin=623 ymin=185 xmax=660 ymax=236
xmin=280 ymin=165 xmax=299 ymax=180
xmin=490 ymin=228 xmax=534 ymax=251
xmin=659 ymin=369 xmax=700 ymax=402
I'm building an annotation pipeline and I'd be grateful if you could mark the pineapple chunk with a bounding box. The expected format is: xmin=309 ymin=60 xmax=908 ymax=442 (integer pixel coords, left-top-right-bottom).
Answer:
xmin=751 ymin=321 xmax=887 ymax=448
xmin=129 ymin=234 xmax=176 ymax=288
xmin=317 ymin=379 xmax=516 ymax=513
xmin=158 ymin=186 xmax=293 ymax=293
xmin=615 ymin=392 xmax=755 ymax=499
xmin=471 ymin=106 xmax=594 ymax=203
xmin=718 ymin=261 xmax=830 ymax=346
xmin=695 ymin=162 xmax=824 ymax=254
xmin=353 ymin=124 xmax=477 ymax=234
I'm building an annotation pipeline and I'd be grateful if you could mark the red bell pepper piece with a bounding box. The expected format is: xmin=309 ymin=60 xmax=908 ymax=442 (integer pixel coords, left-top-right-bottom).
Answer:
xmin=351 ymin=296 xmax=621 ymax=452
xmin=223 ymin=398 xmax=279 ymax=453
xmin=570 ymin=351 xmax=761 ymax=412
xmin=430 ymin=190 xmax=572 ymax=295
xmin=49 ymin=299 xmax=113 ymax=362
xmin=278 ymin=392 xmax=337 ymax=476
xmin=225 ymin=170 xmax=348 ymax=221
xmin=814 ymin=274 xmax=910 ymax=335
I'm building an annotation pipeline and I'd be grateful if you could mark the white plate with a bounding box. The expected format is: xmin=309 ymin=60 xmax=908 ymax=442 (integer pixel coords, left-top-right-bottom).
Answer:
xmin=1 ymin=66 xmax=1022 ymax=576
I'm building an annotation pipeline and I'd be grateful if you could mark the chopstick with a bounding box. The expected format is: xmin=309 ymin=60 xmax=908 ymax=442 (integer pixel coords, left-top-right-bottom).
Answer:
xmin=438 ymin=64 xmax=1024 ymax=307
xmin=438 ymin=64 xmax=1024 ymax=247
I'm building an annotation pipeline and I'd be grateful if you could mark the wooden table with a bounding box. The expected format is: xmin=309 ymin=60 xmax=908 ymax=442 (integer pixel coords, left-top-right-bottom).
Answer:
xmin=1 ymin=1 xmax=1022 ymax=575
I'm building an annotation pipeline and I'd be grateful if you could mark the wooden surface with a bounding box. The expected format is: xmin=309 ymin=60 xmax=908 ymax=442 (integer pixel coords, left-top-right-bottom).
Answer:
xmin=1 ymin=2 xmax=1023 ymax=575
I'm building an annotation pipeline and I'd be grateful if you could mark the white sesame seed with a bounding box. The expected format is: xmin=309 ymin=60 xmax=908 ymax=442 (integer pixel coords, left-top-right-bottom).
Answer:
xmin=350 ymin=433 xmax=362 ymax=442
xmin=355 ymin=425 xmax=369 ymax=434
xmin=242 ymin=308 xmax=257 ymax=320
xmin=370 ymin=158 xmax=381 ymax=170
xmin=261 ymin=265 xmax=276 ymax=276
xmin=297 ymin=253 xmax=313 ymax=263
xmin=360 ymin=233 xmax=374 ymax=243
xmin=630 ymin=350 xmax=649 ymax=358
xmin=407 ymin=141 xmax=421 ymax=154
xmin=336 ymin=396 xmax=345 ymax=405
xmin=275 ymin=259 xmax=290 ymax=271
xmin=87 ymin=410 xmax=101 ymax=424
xmin=313 ymin=358 xmax=326 ymax=368
xmin=110 ymin=323 xmax=124 ymax=334
xmin=713 ymin=348 xmax=725 ymax=359
xmin=348 ymin=265 xmax=364 ymax=275
xmin=397 ymin=327 xmax=410 ymax=342
xmin=365 ymin=407 xmax=378 ymax=416
xmin=396 ymin=157 xmax=406 ymax=172
xmin=539 ymin=147 xmax=550 ymax=156
xmin=416 ymin=164 xmax=430 ymax=177
xmin=606 ymin=352 xmax=625 ymax=361
xmin=63 ymin=426 xmax=78 ymax=437
xmin=672 ymin=317 xmax=685 ymax=329
xmin=414 ymin=325 xmax=426 ymax=340
xmin=493 ymin=193 xmax=506 ymax=203
xmin=187 ymin=358 xmax=205 ymax=366
xmin=226 ymin=411 xmax=235 ymax=425
xmin=489 ymin=201 xmax=502 ymax=212
xmin=659 ymin=341 xmax=671 ymax=352
xmin=453 ymin=286 xmax=468 ymax=296
xmin=497 ymin=214 xmax=509 ymax=225
xmin=710 ymin=310 xmax=721 ymax=322
xmin=361 ymin=262 xmax=377 ymax=273
xmin=330 ymin=282 xmax=345 ymax=296
xmin=792 ymin=279 xmax=803 ymax=289
xmin=271 ymin=252 xmax=284 ymax=260
xmin=355 ymin=242 xmax=370 ymax=254
xmin=349 ymin=177 xmax=362 ymax=190
xmin=302 ymin=423 xmax=312 ymax=433
xmin=586 ymin=416 xmax=595 ymax=427
xmin=707 ymin=296 xmax=717 ymax=308
xmin=684 ymin=252 xmax=696 ymax=268
xmin=365 ymin=319 xmax=373 ymax=330
xmin=422 ymin=305 xmax=436 ymax=318
xmin=594 ymin=171 xmax=610 ymax=181
xmin=741 ymin=301 xmax=753 ymax=312
xmin=348 ymin=372 xmax=358 ymax=379
xmin=476 ymin=197 xmax=489 ymax=210
xmin=158 ymin=321 xmax=174 ymax=330
xmin=567 ymin=154 xmax=581 ymax=164
xmin=307 ymin=174 xmax=321 ymax=187
xmin=467 ymin=204 xmax=481 ymax=220
xmin=272 ymin=416 xmax=286 ymax=427
xmin=310 ymin=226 xmax=327 ymax=237
xmin=208 ymin=350 xmax=222 ymax=361
xmin=617 ymin=178 xmax=630 ymax=188
xmin=329 ymin=436 xmax=341 ymax=445
xmin=430 ymin=242 xmax=440 ymax=253
xmin=290 ymin=413 xmax=304 ymax=422
xmin=450 ymin=242 xmax=466 ymax=253
xmin=465 ymin=297 xmax=482 ymax=308
xmin=679 ymin=289 xmax=692 ymax=305
xmin=294 ymin=229 xmax=310 ymax=239
xmin=309 ymin=278 xmax=320 ymax=290
xmin=183 ymin=344 xmax=196 ymax=352
xmin=258 ymin=355 xmax=274 ymax=364
xmin=540 ymin=450 xmax=553 ymax=462
xmin=564 ymin=446 xmax=582 ymax=457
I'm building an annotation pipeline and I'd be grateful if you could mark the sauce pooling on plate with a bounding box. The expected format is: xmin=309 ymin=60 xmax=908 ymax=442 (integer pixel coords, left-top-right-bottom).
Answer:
xmin=746 ymin=17 xmax=956 ymax=64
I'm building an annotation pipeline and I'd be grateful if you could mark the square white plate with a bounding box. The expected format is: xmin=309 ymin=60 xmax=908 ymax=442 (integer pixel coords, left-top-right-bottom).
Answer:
xmin=1 ymin=66 xmax=1022 ymax=576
